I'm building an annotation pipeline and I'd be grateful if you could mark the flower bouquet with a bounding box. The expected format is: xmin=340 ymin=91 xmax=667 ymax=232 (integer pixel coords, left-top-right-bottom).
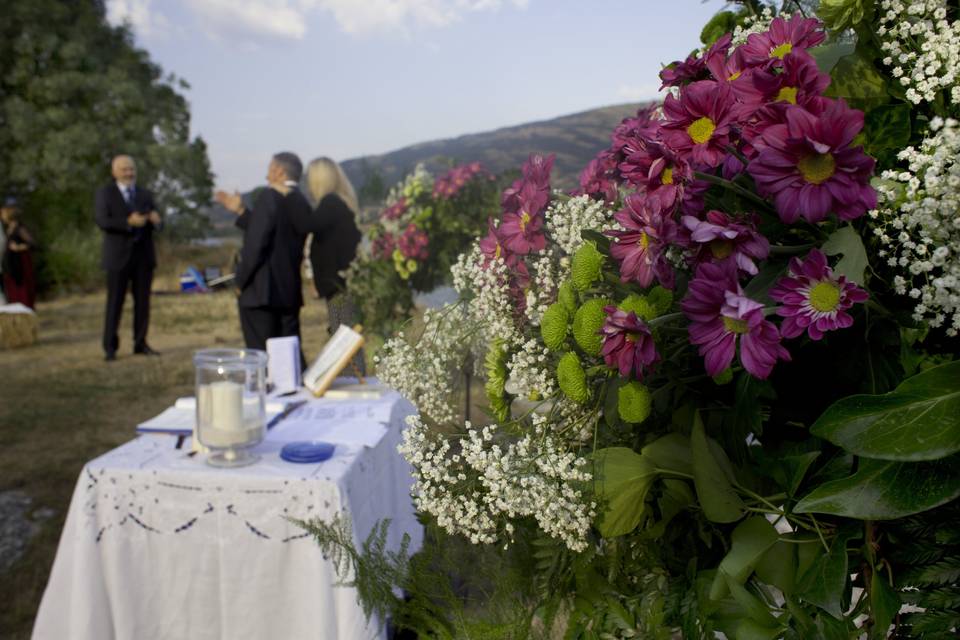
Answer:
xmin=372 ymin=4 xmax=960 ymax=637
xmin=346 ymin=162 xmax=500 ymax=336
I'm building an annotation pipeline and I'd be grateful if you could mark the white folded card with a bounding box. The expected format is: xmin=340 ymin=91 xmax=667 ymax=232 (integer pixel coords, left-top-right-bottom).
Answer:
xmin=267 ymin=336 xmax=301 ymax=394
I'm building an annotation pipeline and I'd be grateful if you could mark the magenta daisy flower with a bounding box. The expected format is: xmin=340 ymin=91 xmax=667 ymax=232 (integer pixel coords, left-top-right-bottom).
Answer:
xmin=479 ymin=219 xmax=517 ymax=267
xmin=661 ymin=80 xmax=740 ymax=167
xmin=747 ymin=99 xmax=877 ymax=224
xmin=382 ymin=198 xmax=408 ymax=221
xmin=499 ymin=197 xmax=546 ymax=255
xmin=573 ymin=151 xmax=620 ymax=204
xmin=682 ymin=210 xmax=770 ymax=276
xmin=740 ymin=14 xmax=825 ymax=66
xmin=769 ymin=248 xmax=869 ymax=340
xmin=661 ymin=33 xmax=733 ymax=88
xmin=619 ymin=142 xmax=695 ymax=214
xmin=682 ymin=262 xmax=791 ymax=379
xmin=501 ymin=154 xmax=553 ymax=216
xmin=600 ymin=306 xmax=660 ymax=380
xmin=735 ymin=48 xmax=830 ymax=113
xmin=398 ymin=224 xmax=429 ymax=260
xmin=606 ymin=194 xmax=678 ymax=288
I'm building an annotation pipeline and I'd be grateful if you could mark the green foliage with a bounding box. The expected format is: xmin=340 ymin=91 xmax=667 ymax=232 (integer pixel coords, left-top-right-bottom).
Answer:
xmin=811 ymin=361 xmax=960 ymax=461
xmin=0 ymin=0 xmax=213 ymax=291
xmin=700 ymin=11 xmax=738 ymax=47
xmin=817 ymin=0 xmax=875 ymax=32
xmin=38 ymin=226 xmax=101 ymax=291
xmin=539 ymin=302 xmax=570 ymax=351
xmin=557 ymin=279 xmax=578 ymax=313
xmin=822 ymin=224 xmax=869 ymax=285
xmin=571 ymin=297 xmax=610 ymax=356
xmin=691 ymin=414 xmax=746 ymax=523
xmin=795 ymin=456 xmax=960 ymax=519
xmin=557 ymin=352 xmax=590 ymax=404
xmin=593 ymin=447 xmax=657 ymax=537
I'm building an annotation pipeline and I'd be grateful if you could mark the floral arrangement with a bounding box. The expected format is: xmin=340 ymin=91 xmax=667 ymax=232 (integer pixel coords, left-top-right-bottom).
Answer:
xmin=318 ymin=3 xmax=960 ymax=638
xmin=346 ymin=162 xmax=499 ymax=336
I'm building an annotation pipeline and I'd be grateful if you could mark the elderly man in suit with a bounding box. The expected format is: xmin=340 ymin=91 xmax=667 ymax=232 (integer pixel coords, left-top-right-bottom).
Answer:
xmin=95 ymin=154 xmax=162 ymax=361
xmin=215 ymin=152 xmax=316 ymax=354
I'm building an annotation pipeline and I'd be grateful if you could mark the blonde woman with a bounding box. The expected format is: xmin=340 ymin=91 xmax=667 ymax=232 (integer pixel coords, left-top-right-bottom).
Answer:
xmin=304 ymin=157 xmax=365 ymax=373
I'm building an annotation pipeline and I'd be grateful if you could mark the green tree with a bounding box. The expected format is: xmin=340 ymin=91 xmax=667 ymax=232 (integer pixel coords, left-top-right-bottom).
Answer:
xmin=0 ymin=0 xmax=213 ymax=290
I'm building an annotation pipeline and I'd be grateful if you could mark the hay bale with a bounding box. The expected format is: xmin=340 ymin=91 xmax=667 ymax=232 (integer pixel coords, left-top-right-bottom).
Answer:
xmin=0 ymin=304 xmax=38 ymax=349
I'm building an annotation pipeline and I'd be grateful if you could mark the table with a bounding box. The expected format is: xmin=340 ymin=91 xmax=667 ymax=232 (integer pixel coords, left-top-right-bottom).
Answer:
xmin=32 ymin=388 xmax=422 ymax=640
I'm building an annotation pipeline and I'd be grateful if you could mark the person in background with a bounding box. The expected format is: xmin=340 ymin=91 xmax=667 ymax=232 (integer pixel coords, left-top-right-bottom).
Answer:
xmin=95 ymin=155 xmax=162 ymax=361
xmin=0 ymin=198 xmax=7 ymax=304
xmin=304 ymin=157 xmax=365 ymax=374
xmin=215 ymin=152 xmax=315 ymax=357
xmin=1 ymin=196 xmax=37 ymax=309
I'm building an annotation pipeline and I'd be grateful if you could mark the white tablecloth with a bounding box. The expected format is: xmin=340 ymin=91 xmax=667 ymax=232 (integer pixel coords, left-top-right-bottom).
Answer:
xmin=33 ymin=389 xmax=422 ymax=640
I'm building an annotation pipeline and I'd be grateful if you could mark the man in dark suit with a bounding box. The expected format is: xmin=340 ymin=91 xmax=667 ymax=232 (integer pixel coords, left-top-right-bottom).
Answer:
xmin=95 ymin=154 xmax=162 ymax=361
xmin=215 ymin=152 xmax=316 ymax=353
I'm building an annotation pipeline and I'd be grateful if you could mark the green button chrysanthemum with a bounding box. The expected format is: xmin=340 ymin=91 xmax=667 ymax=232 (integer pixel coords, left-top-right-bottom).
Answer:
xmin=572 ymin=297 xmax=611 ymax=356
xmin=571 ymin=242 xmax=604 ymax=291
xmin=557 ymin=280 xmax=578 ymax=314
xmin=484 ymin=340 xmax=510 ymax=422
xmin=647 ymin=286 xmax=674 ymax=316
xmin=540 ymin=303 xmax=570 ymax=351
xmin=557 ymin=352 xmax=590 ymax=404
xmin=618 ymin=381 xmax=652 ymax=424
xmin=618 ymin=294 xmax=656 ymax=321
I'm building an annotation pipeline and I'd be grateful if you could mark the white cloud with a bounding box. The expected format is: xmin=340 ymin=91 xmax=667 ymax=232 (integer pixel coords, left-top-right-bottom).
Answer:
xmin=183 ymin=0 xmax=528 ymax=41
xmin=105 ymin=0 xmax=168 ymax=38
xmin=616 ymin=83 xmax=664 ymax=102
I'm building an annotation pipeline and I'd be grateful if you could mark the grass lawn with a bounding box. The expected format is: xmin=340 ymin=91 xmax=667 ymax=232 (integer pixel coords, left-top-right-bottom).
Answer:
xmin=0 ymin=252 xmax=332 ymax=638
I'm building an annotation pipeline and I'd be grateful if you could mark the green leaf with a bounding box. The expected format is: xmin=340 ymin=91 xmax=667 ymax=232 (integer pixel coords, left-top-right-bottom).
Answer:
xmin=725 ymin=575 xmax=779 ymax=630
xmin=692 ymin=413 xmax=746 ymax=523
xmin=822 ymin=225 xmax=869 ymax=285
xmin=796 ymin=529 xmax=859 ymax=618
xmin=811 ymin=360 xmax=960 ymax=461
xmin=825 ymin=49 xmax=889 ymax=108
xmin=810 ymin=42 xmax=855 ymax=74
xmin=710 ymin=517 xmax=779 ymax=600
xmin=870 ymin=571 xmax=900 ymax=639
xmin=641 ymin=433 xmax=692 ymax=475
xmin=818 ymin=0 xmax=874 ymax=32
xmin=592 ymin=447 xmax=657 ymax=537
xmin=700 ymin=11 xmax=737 ymax=47
xmin=645 ymin=478 xmax=694 ymax=539
xmin=756 ymin=540 xmax=797 ymax=595
xmin=795 ymin=456 xmax=960 ymax=519
xmin=862 ymin=103 xmax=912 ymax=157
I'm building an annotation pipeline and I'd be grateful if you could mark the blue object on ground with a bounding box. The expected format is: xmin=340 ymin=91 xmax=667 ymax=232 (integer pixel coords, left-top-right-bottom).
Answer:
xmin=280 ymin=441 xmax=336 ymax=463
xmin=179 ymin=266 xmax=209 ymax=293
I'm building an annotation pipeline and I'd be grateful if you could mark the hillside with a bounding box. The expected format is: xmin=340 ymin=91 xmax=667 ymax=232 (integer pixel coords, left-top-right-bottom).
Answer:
xmin=340 ymin=102 xmax=647 ymax=197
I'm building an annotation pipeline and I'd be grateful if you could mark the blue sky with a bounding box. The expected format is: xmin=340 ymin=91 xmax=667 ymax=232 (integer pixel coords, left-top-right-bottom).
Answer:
xmin=107 ymin=0 xmax=727 ymax=189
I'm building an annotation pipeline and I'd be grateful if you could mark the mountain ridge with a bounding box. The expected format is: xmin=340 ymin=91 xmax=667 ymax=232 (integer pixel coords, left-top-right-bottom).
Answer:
xmin=340 ymin=102 xmax=647 ymax=198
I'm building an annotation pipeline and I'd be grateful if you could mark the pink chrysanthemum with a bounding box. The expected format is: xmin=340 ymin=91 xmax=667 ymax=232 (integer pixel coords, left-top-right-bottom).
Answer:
xmin=600 ymin=306 xmax=660 ymax=380
xmin=740 ymin=14 xmax=825 ymax=66
xmin=747 ymin=99 xmax=876 ymax=224
xmin=661 ymin=80 xmax=740 ymax=168
xmin=682 ymin=262 xmax=791 ymax=379
xmin=735 ymin=48 xmax=830 ymax=114
xmin=573 ymin=151 xmax=620 ymax=204
xmin=382 ymin=198 xmax=408 ymax=221
xmin=606 ymin=194 xmax=678 ymax=288
xmin=769 ymin=248 xmax=869 ymax=340
xmin=661 ymin=34 xmax=733 ymax=88
xmin=682 ymin=210 xmax=770 ymax=276
xmin=398 ymin=224 xmax=429 ymax=260
xmin=619 ymin=142 xmax=695 ymax=214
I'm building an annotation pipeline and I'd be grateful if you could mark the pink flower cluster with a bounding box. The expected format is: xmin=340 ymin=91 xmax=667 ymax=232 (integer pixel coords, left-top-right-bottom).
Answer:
xmin=372 ymin=233 xmax=397 ymax=260
xmin=586 ymin=16 xmax=873 ymax=380
xmin=381 ymin=198 xmax=409 ymax=221
xmin=398 ymin=223 xmax=429 ymax=260
xmin=480 ymin=154 xmax=556 ymax=309
xmin=432 ymin=162 xmax=488 ymax=199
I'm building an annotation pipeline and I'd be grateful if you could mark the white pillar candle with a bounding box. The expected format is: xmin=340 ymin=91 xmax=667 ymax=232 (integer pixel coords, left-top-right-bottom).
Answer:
xmin=201 ymin=381 xmax=247 ymax=448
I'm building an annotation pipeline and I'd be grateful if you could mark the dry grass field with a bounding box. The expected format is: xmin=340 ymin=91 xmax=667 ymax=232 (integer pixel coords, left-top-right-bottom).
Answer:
xmin=0 ymin=244 xmax=333 ymax=638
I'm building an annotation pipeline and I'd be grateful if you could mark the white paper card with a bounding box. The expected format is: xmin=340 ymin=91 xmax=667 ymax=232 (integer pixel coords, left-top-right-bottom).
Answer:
xmin=266 ymin=336 xmax=301 ymax=393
